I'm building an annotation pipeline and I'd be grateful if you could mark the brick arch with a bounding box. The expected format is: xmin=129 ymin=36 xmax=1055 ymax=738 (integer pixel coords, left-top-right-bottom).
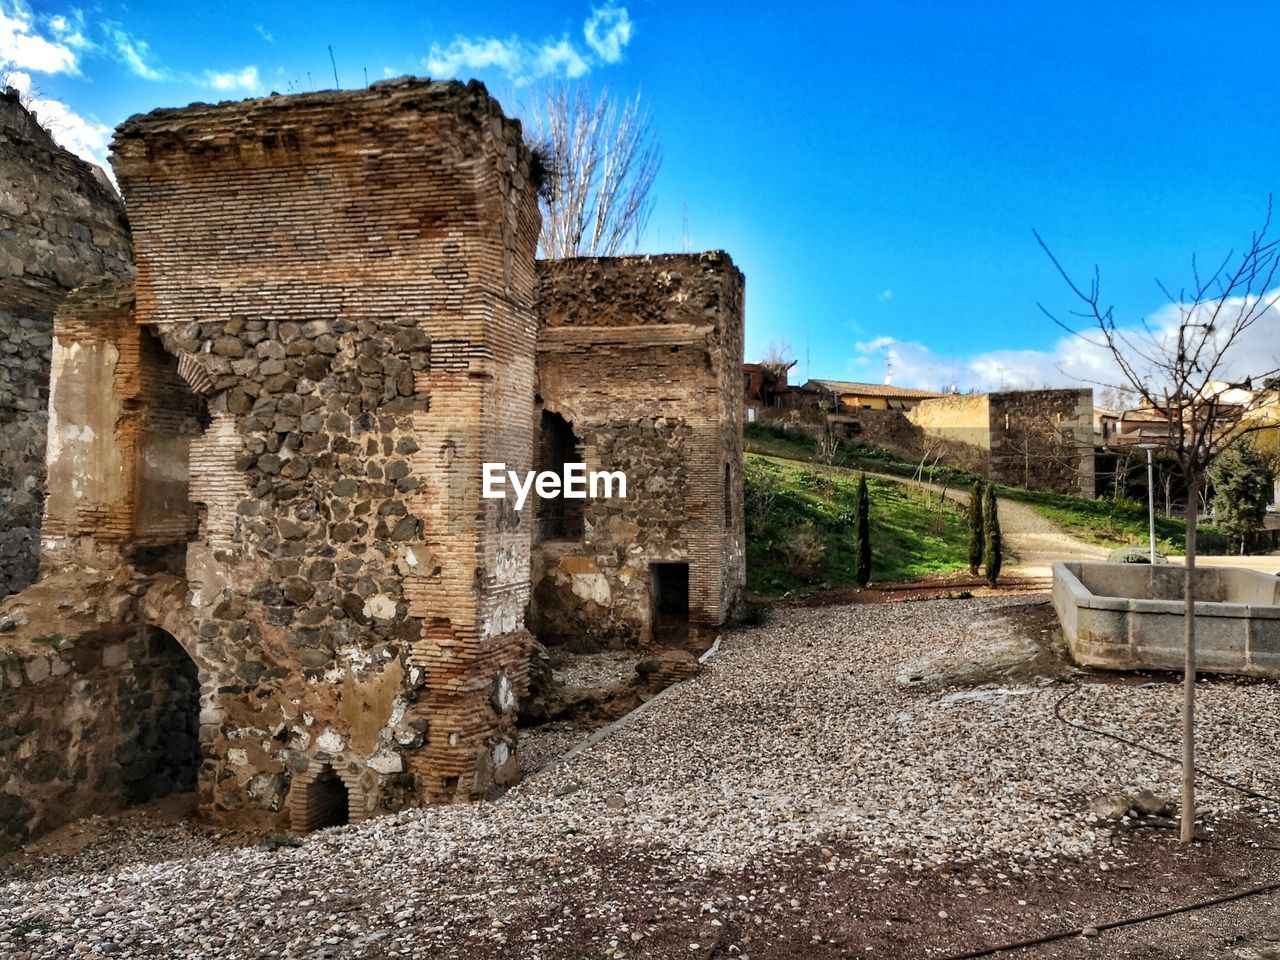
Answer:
xmin=136 ymin=575 xmax=211 ymax=674
xmin=287 ymin=756 xmax=372 ymax=833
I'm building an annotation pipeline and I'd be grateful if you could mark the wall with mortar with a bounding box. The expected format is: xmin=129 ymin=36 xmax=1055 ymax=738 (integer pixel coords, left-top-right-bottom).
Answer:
xmin=907 ymin=393 xmax=992 ymax=450
xmin=987 ymin=389 xmax=1096 ymax=496
xmin=41 ymin=280 xmax=204 ymax=558
xmin=907 ymin=389 xmax=1096 ymax=495
xmin=0 ymin=603 xmax=199 ymax=852
xmin=532 ymin=253 xmax=746 ymax=648
xmin=100 ymin=78 xmax=541 ymax=828
xmin=0 ymin=91 xmax=133 ymax=599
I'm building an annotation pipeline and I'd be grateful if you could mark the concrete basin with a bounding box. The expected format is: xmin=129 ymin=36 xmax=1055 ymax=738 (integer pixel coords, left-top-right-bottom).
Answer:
xmin=1052 ymin=560 xmax=1280 ymax=677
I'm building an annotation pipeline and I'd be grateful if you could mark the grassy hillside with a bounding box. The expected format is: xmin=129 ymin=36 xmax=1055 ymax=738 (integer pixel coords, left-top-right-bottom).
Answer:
xmin=743 ymin=422 xmax=1227 ymax=554
xmin=745 ymin=453 xmax=968 ymax=598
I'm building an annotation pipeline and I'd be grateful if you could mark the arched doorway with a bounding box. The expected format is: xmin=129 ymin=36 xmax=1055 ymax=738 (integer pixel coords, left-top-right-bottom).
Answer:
xmin=289 ymin=764 xmax=353 ymax=832
xmin=119 ymin=626 xmax=201 ymax=805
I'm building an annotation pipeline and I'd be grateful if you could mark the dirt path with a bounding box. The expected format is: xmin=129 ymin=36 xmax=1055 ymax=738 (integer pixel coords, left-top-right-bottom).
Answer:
xmin=859 ymin=469 xmax=1108 ymax=579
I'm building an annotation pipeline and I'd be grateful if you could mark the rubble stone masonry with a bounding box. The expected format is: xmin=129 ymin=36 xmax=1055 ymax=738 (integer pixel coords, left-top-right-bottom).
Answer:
xmin=0 ymin=79 xmax=744 ymax=847
xmin=0 ymin=91 xmax=133 ymax=598
xmin=907 ymin=389 xmax=1095 ymax=496
xmin=108 ymin=78 xmax=538 ymax=828
xmin=532 ymin=254 xmax=746 ymax=647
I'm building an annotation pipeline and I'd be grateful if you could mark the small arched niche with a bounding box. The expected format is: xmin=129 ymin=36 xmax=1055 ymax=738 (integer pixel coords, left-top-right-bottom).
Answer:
xmin=288 ymin=763 xmax=356 ymax=832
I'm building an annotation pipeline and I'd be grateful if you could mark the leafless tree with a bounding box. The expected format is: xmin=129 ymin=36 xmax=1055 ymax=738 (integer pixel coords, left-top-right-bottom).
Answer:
xmin=527 ymin=81 xmax=661 ymax=259
xmin=760 ymin=341 xmax=796 ymax=378
xmin=1037 ymin=205 xmax=1280 ymax=843
xmin=813 ymin=422 xmax=841 ymax=465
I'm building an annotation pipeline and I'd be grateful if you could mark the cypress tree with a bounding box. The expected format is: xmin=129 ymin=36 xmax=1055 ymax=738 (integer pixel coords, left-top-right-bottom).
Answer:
xmin=853 ymin=472 xmax=871 ymax=587
xmin=983 ymin=483 xmax=1002 ymax=586
xmin=967 ymin=481 xmax=985 ymax=576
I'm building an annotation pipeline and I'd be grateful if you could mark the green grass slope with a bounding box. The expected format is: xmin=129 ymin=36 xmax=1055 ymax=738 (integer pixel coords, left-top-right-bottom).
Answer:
xmin=746 ymin=453 xmax=968 ymax=598
xmin=743 ymin=422 xmax=1227 ymax=554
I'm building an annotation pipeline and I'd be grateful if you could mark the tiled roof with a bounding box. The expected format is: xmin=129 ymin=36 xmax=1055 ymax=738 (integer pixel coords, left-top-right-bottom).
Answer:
xmin=803 ymin=379 xmax=946 ymax=400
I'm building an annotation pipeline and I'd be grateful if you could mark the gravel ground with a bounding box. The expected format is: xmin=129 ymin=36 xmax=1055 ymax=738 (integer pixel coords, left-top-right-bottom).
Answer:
xmin=549 ymin=650 xmax=641 ymax=690
xmin=4 ymin=595 xmax=1280 ymax=959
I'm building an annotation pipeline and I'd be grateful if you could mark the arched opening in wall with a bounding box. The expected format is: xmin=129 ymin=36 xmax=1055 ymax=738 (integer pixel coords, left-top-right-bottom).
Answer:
xmin=120 ymin=626 xmax=201 ymax=806
xmin=293 ymin=766 xmax=351 ymax=832
xmin=537 ymin=410 xmax=584 ymax=540
xmin=124 ymin=325 xmax=209 ymax=575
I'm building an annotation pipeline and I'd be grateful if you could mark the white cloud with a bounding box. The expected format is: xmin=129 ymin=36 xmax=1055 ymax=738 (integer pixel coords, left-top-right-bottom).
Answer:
xmin=254 ymin=23 xmax=273 ymax=43
xmin=584 ymin=3 xmax=631 ymax=63
xmin=0 ymin=0 xmax=78 ymax=74
xmin=847 ymin=293 xmax=1280 ymax=396
xmin=106 ymin=24 xmax=166 ymax=81
xmin=424 ymin=4 xmax=633 ymax=84
xmin=3 ymin=69 xmax=111 ymax=170
xmin=46 ymin=9 xmax=89 ymax=50
xmin=876 ymin=288 xmax=893 ymax=303
xmin=535 ymin=38 xmax=589 ymax=79
xmin=426 ymin=36 xmax=523 ymax=78
xmin=201 ymin=65 xmax=260 ymax=92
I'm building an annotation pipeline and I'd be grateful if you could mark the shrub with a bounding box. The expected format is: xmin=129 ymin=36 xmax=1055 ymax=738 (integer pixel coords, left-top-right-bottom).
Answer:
xmin=967 ymin=481 xmax=984 ymax=576
xmin=982 ymin=484 xmax=1002 ymax=586
xmin=853 ymin=473 xmax=871 ymax=587
xmin=265 ymin=832 xmax=304 ymax=851
xmin=1108 ymin=546 xmax=1167 ymax=564
xmin=744 ymin=461 xmax=781 ymax=537
xmin=782 ymin=520 xmax=826 ymax=577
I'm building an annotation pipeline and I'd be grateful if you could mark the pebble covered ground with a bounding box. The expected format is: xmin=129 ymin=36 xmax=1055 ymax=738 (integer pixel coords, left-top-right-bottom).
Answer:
xmin=4 ymin=595 xmax=1280 ymax=959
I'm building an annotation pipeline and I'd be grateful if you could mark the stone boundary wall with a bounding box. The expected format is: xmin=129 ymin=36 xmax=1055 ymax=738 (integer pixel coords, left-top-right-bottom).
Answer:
xmin=988 ymin=389 xmax=1095 ymax=497
xmin=907 ymin=393 xmax=992 ymax=450
xmin=907 ymin=389 xmax=1096 ymax=495
xmin=0 ymin=91 xmax=133 ymax=599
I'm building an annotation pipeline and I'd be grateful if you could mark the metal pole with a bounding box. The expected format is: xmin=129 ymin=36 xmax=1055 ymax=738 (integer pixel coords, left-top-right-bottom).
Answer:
xmin=1147 ymin=448 xmax=1157 ymax=564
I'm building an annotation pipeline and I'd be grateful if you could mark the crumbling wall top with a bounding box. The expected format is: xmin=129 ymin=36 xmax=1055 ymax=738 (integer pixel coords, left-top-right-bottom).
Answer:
xmin=537 ymin=252 xmax=742 ymax=331
xmin=110 ymin=76 xmax=527 ymax=171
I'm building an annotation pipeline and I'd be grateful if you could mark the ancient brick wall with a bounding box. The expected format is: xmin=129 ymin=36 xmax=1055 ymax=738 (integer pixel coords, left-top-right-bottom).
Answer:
xmin=0 ymin=91 xmax=133 ymax=598
xmin=103 ymin=78 xmax=541 ymax=827
xmin=40 ymin=280 xmax=203 ymax=559
xmin=988 ymin=389 xmax=1096 ymax=496
xmin=532 ymin=253 xmax=746 ymax=648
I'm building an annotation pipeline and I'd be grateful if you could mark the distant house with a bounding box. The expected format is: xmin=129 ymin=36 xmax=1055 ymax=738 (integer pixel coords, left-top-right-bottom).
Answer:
xmin=799 ymin=379 xmax=946 ymax=412
xmin=743 ymin=360 xmax=798 ymax=422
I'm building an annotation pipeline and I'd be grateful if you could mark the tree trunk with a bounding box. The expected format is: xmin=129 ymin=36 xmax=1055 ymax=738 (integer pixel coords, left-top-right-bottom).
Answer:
xmin=1181 ymin=471 xmax=1198 ymax=844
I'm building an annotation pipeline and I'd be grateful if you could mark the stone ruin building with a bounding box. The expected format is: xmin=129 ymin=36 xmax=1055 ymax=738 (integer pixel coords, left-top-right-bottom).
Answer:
xmin=0 ymin=89 xmax=134 ymax=598
xmin=0 ymin=79 xmax=745 ymax=848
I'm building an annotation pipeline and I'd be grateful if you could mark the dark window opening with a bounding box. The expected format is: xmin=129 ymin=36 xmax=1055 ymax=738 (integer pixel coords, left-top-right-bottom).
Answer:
xmin=651 ymin=562 xmax=690 ymax=644
xmin=537 ymin=410 xmax=584 ymax=540
xmin=304 ymin=767 xmax=350 ymax=831
xmin=724 ymin=463 xmax=732 ymax=525
xmin=120 ymin=626 xmax=200 ymax=806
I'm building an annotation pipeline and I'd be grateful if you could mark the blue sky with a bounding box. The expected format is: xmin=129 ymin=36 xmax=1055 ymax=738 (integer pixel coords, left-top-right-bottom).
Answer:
xmin=4 ymin=0 xmax=1280 ymax=393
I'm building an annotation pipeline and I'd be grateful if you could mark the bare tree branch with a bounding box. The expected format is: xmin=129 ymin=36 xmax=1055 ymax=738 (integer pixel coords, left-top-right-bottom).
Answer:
xmin=526 ymin=81 xmax=661 ymax=259
xmin=1037 ymin=202 xmax=1280 ymax=846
